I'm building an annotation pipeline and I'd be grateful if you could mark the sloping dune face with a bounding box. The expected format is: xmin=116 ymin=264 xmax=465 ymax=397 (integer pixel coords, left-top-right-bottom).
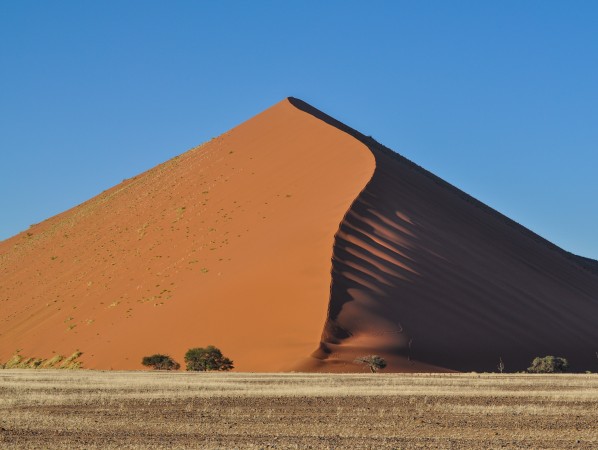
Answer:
xmin=0 ymin=99 xmax=374 ymax=371
xmin=298 ymin=111 xmax=598 ymax=372
xmin=3 ymin=98 xmax=597 ymax=373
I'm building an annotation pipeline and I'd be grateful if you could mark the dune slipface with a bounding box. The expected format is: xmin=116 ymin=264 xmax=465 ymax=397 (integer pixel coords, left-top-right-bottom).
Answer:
xmin=289 ymin=99 xmax=598 ymax=373
xmin=2 ymin=98 xmax=597 ymax=372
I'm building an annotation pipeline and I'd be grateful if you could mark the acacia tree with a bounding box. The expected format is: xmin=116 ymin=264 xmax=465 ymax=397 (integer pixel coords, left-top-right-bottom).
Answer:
xmin=527 ymin=356 xmax=569 ymax=373
xmin=185 ymin=345 xmax=234 ymax=371
xmin=141 ymin=354 xmax=180 ymax=370
xmin=354 ymin=355 xmax=387 ymax=373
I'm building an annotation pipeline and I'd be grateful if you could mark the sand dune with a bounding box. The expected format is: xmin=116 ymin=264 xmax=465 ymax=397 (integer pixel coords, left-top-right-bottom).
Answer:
xmin=0 ymin=99 xmax=374 ymax=371
xmin=2 ymin=98 xmax=597 ymax=372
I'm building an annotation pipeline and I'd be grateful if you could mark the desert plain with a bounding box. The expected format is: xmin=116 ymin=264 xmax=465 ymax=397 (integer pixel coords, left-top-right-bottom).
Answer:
xmin=1 ymin=370 xmax=598 ymax=449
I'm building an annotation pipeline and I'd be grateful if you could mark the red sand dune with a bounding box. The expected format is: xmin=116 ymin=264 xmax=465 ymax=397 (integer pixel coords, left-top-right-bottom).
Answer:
xmin=1 ymin=98 xmax=597 ymax=372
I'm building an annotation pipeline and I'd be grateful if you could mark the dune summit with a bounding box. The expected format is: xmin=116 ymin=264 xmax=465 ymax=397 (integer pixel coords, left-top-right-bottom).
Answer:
xmin=1 ymin=98 xmax=597 ymax=373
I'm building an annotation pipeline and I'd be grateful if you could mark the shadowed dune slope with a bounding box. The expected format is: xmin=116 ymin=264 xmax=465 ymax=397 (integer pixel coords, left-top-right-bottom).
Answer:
xmin=0 ymin=99 xmax=375 ymax=371
xmin=288 ymin=99 xmax=598 ymax=373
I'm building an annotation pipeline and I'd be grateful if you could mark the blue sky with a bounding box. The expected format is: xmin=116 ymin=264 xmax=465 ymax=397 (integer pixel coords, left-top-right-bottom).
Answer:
xmin=1 ymin=1 xmax=597 ymax=258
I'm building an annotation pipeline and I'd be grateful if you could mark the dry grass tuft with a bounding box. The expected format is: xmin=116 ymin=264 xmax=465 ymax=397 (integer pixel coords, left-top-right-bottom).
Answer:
xmin=1 ymin=351 xmax=82 ymax=370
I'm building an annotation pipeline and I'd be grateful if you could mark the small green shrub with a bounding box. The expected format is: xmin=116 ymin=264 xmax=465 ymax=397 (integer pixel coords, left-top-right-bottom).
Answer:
xmin=527 ymin=356 xmax=569 ymax=373
xmin=354 ymin=355 xmax=387 ymax=373
xmin=141 ymin=354 xmax=180 ymax=370
xmin=184 ymin=345 xmax=233 ymax=371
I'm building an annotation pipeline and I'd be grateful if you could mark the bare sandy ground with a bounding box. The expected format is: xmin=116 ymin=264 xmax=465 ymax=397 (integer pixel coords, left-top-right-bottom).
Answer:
xmin=1 ymin=370 xmax=597 ymax=449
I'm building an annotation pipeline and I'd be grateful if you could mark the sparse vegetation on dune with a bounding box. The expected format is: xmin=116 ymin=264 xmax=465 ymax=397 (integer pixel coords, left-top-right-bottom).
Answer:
xmin=0 ymin=371 xmax=597 ymax=449
xmin=1 ymin=351 xmax=82 ymax=370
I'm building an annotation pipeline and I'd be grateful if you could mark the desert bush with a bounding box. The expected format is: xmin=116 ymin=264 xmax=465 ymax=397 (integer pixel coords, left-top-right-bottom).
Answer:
xmin=141 ymin=354 xmax=180 ymax=370
xmin=184 ymin=345 xmax=233 ymax=371
xmin=527 ymin=356 xmax=569 ymax=373
xmin=354 ymin=355 xmax=387 ymax=373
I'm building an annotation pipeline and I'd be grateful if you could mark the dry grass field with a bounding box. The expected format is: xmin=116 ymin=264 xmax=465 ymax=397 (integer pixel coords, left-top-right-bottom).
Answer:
xmin=1 ymin=370 xmax=597 ymax=449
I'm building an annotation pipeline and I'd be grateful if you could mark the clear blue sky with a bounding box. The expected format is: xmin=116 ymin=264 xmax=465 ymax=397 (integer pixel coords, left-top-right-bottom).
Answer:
xmin=1 ymin=1 xmax=597 ymax=258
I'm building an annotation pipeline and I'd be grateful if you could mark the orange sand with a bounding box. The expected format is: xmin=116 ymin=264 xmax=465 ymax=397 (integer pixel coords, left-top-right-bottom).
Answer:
xmin=0 ymin=99 xmax=374 ymax=371
xmin=2 ymin=98 xmax=598 ymax=373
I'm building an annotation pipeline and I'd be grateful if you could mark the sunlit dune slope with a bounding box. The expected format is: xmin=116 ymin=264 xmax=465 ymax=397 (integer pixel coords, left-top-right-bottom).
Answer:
xmin=0 ymin=99 xmax=375 ymax=371
xmin=288 ymin=99 xmax=598 ymax=373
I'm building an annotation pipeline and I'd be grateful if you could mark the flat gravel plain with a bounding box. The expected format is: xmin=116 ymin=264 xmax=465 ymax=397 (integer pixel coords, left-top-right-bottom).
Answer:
xmin=1 ymin=370 xmax=597 ymax=449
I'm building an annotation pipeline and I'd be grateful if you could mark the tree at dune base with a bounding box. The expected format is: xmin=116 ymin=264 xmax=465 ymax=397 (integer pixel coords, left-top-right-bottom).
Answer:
xmin=527 ymin=356 xmax=569 ymax=373
xmin=185 ymin=345 xmax=234 ymax=371
xmin=141 ymin=354 xmax=180 ymax=370
xmin=354 ymin=355 xmax=387 ymax=373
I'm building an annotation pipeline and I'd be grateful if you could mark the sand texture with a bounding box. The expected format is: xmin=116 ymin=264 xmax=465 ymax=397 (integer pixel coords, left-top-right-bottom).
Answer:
xmin=1 ymin=98 xmax=597 ymax=372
